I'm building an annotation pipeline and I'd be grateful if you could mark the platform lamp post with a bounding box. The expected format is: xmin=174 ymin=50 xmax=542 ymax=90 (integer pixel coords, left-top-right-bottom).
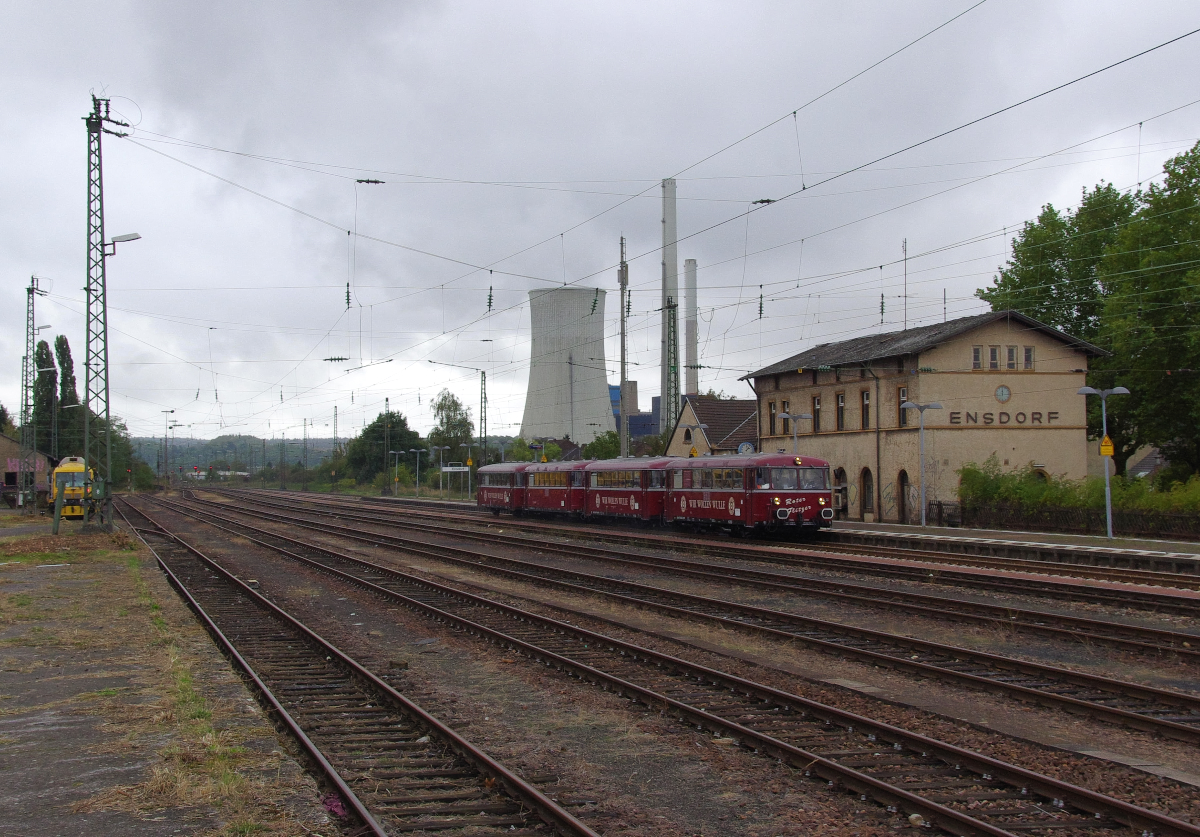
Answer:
xmin=432 ymin=446 xmax=450 ymax=495
xmin=460 ymin=444 xmax=475 ymax=497
xmin=161 ymin=409 xmax=174 ymax=489
xmin=388 ymin=450 xmax=402 ymax=497
xmin=900 ymin=401 xmax=942 ymax=526
xmin=408 ymin=448 xmax=424 ymax=498
xmin=777 ymin=412 xmax=813 ymax=455
xmin=1078 ymin=386 xmax=1130 ymax=539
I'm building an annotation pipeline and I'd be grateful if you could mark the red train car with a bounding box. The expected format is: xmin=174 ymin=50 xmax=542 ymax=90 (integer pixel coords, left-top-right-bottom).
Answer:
xmin=476 ymin=462 xmax=529 ymax=514
xmin=584 ymin=457 xmax=672 ymax=521
xmin=665 ymin=454 xmax=833 ymax=533
xmin=478 ymin=453 xmax=833 ymax=536
xmin=522 ymin=460 xmax=590 ymax=514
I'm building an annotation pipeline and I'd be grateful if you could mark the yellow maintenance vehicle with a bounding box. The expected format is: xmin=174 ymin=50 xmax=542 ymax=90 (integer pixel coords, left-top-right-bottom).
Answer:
xmin=49 ymin=457 xmax=92 ymax=521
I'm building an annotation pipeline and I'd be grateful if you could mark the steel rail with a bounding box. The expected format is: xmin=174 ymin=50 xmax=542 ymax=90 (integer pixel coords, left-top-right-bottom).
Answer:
xmin=117 ymin=503 xmax=391 ymax=837
xmin=167 ymin=494 xmax=1200 ymax=744
xmin=219 ymin=488 xmax=1200 ymax=613
xmin=118 ymin=499 xmax=599 ymax=837
xmin=214 ymin=489 xmax=1200 ymax=658
xmin=137 ymin=495 xmax=1200 ymax=837
xmin=250 ymin=487 xmax=1200 ymax=584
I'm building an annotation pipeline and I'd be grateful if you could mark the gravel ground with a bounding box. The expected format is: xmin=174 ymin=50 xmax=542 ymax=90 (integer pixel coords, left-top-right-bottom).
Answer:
xmin=0 ymin=519 xmax=334 ymax=836
xmin=155 ymin=496 xmax=1200 ymax=830
xmin=148 ymin=501 xmax=906 ymax=836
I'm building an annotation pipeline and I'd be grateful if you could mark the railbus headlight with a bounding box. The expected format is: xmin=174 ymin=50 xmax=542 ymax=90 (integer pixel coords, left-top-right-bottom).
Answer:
xmin=773 ymin=497 xmax=780 ymax=505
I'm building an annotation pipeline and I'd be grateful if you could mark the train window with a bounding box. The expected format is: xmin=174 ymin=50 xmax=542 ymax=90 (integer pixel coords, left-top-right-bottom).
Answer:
xmin=682 ymin=470 xmax=693 ymax=489
xmin=571 ymin=471 xmax=586 ymax=487
xmin=754 ymin=468 xmax=771 ymax=489
xmin=770 ymin=468 xmax=799 ymax=490
xmin=531 ymin=472 xmax=568 ymax=487
xmin=798 ymin=468 xmax=829 ymax=490
xmin=699 ymin=469 xmax=714 ymax=489
xmin=648 ymin=470 xmax=665 ymax=489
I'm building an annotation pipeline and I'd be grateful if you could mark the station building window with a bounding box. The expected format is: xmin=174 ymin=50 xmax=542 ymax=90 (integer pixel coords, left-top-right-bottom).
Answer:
xmin=781 ymin=401 xmax=790 ymax=435
xmin=989 ymin=346 xmax=1000 ymax=370
xmin=1024 ymin=346 xmax=1035 ymax=370
xmin=898 ymin=386 xmax=908 ymax=427
xmin=972 ymin=346 xmax=982 ymax=370
xmin=860 ymin=390 xmax=870 ymax=429
xmin=812 ymin=396 xmax=821 ymax=433
xmin=768 ymin=401 xmax=777 ymax=436
xmin=836 ymin=393 xmax=846 ymax=430
xmin=1006 ymin=345 xmax=1018 ymax=369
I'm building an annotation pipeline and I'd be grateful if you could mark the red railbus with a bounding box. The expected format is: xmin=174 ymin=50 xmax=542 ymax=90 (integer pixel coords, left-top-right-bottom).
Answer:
xmin=584 ymin=457 xmax=671 ymax=520
xmin=476 ymin=462 xmax=529 ymax=515
xmin=522 ymin=461 xmax=590 ymax=515
xmin=664 ymin=454 xmax=833 ymax=533
xmin=478 ymin=453 xmax=833 ymax=535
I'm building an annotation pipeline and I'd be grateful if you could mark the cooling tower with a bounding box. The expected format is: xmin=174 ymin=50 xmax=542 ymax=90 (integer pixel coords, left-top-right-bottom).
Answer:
xmin=520 ymin=287 xmax=616 ymax=445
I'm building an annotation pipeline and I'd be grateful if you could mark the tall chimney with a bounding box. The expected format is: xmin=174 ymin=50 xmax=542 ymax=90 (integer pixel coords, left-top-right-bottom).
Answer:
xmin=660 ymin=178 xmax=679 ymax=429
xmin=685 ymin=258 xmax=698 ymax=396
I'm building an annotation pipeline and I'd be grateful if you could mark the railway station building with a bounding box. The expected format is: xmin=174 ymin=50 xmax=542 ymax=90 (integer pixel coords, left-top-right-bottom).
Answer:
xmin=664 ymin=395 xmax=758 ymax=458
xmin=0 ymin=432 xmax=52 ymax=508
xmin=740 ymin=311 xmax=1104 ymax=523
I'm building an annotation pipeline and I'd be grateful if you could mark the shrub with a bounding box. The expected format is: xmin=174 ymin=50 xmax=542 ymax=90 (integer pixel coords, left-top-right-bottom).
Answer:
xmin=958 ymin=455 xmax=1200 ymax=513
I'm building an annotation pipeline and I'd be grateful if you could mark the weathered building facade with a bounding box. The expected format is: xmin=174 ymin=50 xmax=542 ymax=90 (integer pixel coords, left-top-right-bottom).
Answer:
xmin=742 ymin=311 xmax=1103 ymax=523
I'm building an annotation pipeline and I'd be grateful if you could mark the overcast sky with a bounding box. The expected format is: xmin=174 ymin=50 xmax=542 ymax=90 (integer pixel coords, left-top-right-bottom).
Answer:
xmin=4 ymin=1 xmax=1199 ymax=444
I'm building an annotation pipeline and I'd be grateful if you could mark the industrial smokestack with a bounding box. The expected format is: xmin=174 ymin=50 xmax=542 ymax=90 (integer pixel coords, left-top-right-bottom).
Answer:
xmin=519 ymin=287 xmax=616 ymax=445
xmin=660 ymin=178 xmax=679 ymax=429
xmin=685 ymin=258 xmax=698 ymax=396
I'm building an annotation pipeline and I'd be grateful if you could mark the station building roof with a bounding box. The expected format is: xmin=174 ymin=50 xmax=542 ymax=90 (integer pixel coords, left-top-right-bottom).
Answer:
xmin=741 ymin=310 xmax=1106 ymax=380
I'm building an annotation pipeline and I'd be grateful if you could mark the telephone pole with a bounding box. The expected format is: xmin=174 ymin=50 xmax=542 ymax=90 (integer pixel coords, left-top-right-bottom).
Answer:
xmin=383 ymin=397 xmax=390 ymax=477
xmin=618 ymin=237 xmax=629 ymax=458
xmin=83 ymin=96 xmax=130 ymax=530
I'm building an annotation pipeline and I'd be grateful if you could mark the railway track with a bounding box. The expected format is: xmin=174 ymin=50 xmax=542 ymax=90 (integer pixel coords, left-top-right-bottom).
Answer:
xmin=165 ymin=493 xmax=1200 ymax=746
xmin=255 ymin=488 xmax=1200 ymax=583
xmin=129 ymin=494 xmax=1200 ymax=837
xmin=117 ymin=499 xmax=597 ymax=837
xmin=213 ymin=489 xmax=1200 ymax=656
xmin=224 ymin=489 xmax=1200 ymax=611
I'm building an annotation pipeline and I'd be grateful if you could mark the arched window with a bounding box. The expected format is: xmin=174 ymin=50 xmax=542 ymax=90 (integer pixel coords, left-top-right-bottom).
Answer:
xmin=898 ymin=470 xmax=910 ymax=523
xmin=861 ymin=468 xmax=874 ymax=513
xmin=683 ymin=429 xmax=692 ymax=443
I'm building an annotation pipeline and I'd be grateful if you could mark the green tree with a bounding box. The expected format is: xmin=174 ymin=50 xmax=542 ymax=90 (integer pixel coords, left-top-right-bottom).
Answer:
xmin=344 ymin=410 xmax=421 ymax=485
xmin=428 ymin=389 xmax=475 ymax=464
xmin=976 ymin=182 xmax=1135 ymax=342
xmin=0 ymin=402 xmax=11 ymax=437
xmin=54 ymin=336 xmax=82 ymax=457
xmin=582 ymin=430 xmax=620 ymax=460
xmin=1100 ymin=142 xmax=1200 ymax=475
xmin=976 ymin=182 xmax=1141 ymax=472
xmin=31 ymin=341 xmax=57 ymax=457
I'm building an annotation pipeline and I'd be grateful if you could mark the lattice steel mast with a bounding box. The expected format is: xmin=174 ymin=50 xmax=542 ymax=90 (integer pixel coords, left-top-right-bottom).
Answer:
xmin=18 ymin=277 xmax=41 ymax=513
xmin=83 ymin=96 xmax=128 ymax=530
